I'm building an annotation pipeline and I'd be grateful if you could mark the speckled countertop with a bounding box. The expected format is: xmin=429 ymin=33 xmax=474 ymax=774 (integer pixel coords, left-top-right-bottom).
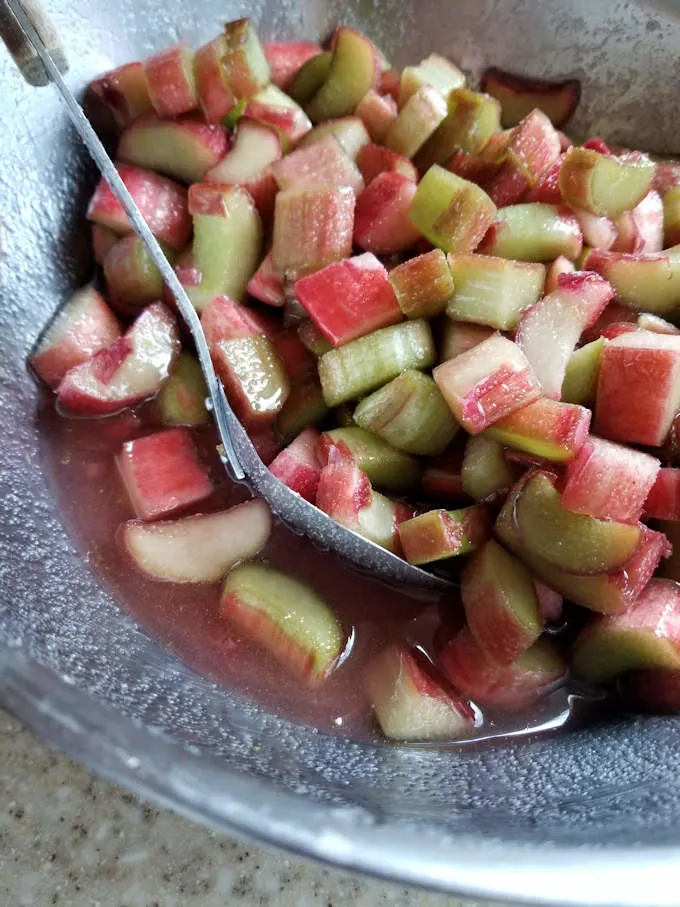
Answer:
xmin=0 ymin=709 xmax=501 ymax=907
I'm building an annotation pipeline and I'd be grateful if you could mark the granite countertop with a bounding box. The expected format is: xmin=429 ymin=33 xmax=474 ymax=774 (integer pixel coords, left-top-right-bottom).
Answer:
xmin=0 ymin=709 xmax=498 ymax=907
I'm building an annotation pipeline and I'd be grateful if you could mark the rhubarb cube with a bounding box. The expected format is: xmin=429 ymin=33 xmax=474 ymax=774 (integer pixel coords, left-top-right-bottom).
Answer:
xmin=357 ymin=143 xmax=418 ymax=185
xmin=318 ymin=426 xmax=421 ymax=494
xmin=305 ymin=27 xmax=379 ymax=122
xmin=271 ymin=134 xmax=364 ymax=195
xmin=264 ymin=41 xmax=324 ymax=91
xmin=355 ymin=89 xmax=398 ymax=143
xmin=389 ymin=249 xmax=454 ymax=319
xmin=398 ymin=506 xmax=491 ymax=565
xmin=195 ymin=36 xmax=237 ymax=122
xmin=269 ymin=427 xmax=322 ymax=502
xmin=644 ymin=468 xmax=680 ymax=521
xmin=143 ymin=44 xmax=198 ymax=117
xmin=88 ymin=61 xmax=153 ymax=128
xmin=353 ymin=172 xmax=421 ymax=255
xmin=584 ymin=247 xmax=680 ymax=317
xmin=485 ymin=397 xmax=591 ymax=464
xmin=384 ymin=85 xmax=447 ymax=159
xmin=480 ymin=203 xmax=582 ymax=263
xmin=118 ymin=428 xmax=214 ymax=521
xmin=222 ymin=18 xmax=270 ymax=99
xmin=461 ymin=435 xmax=520 ymax=503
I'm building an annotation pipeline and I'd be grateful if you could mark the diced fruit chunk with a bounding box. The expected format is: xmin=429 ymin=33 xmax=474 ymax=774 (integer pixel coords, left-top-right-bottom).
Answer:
xmin=408 ymin=165 xmax=497 ymax=254
xmin=88 ymin=62 xmax=153 ymax=128
xmin=384 ymin=85 xmax=447 ymax=159
xmin=264 ymin=41 xmax=323 ymax=91
xmin=461 ymin=435 xmax=519 ymax=503
xmin=398 ymin=53 xmax=465 ymax=108
xmin=355 ymin=90 xmax=397 ymax=143
xmin=295 ymin=253 xmax=402 ymax=347
xmin=271 ymin=134 xmax=364 ymax=195
xmin=357 ymin=143 xmax=418 ymax=185
xmin=479 ymin=203 xmax=582 ymax=262
xmin=57 ymin=303 xmax=179 ymax=416
xmin=562 ymin=436 xmax=660 ymax=524
xmin=353 ymin=172 xmax=421 ymax=255
xmin=439 ymin=630 xmax=565 ymax=707
xmin=559 ymin=148 xmax=655 ymax=217
xmin=221 ymin=564 xmax=344 ymax=681
xmin=414 ymin=88 xmax=501 ymax=173
xmin=514 ymin=471 xmax=642 ymax=575
xmin=305 ymin=27 xmax=378 ymax=122
xmin=117 ymin=428 xmax=214 ymax=520
xmin=480 ymin=67 xmax=580 ymax=128
xmin=398 ymin=506 xmax=490 ymax=565
xmin=561 ymin=338 xmax=605 ymax=406
xmin=439 ymin=321 xmax=495 ymax=361
xmin=86 ymin=164 xmax=191 ymax=250
xmin=222 ymin=18 xmax=271 ymax=99
xmin=269 ymin=427 xmax=322 ymax=502
xmin=297 ymin=116 xmax=370 ymax=162
xmin=366 ymin=643 xmax=475 ymax=741
xmin=30 ymin=287 xmax=120 ymax=389
xmin=122 ymin=500 xmax=272 ymax=582
xmin=485 ymin=397 xmax=591 ymax=464
xmin=644 ymin=468 xmax=680 ymax=521
xmin=572 ymin=580 xmax=680 ymax=683
xmin=143 ymin=44 xmax=198 ymax=117
xmin=389 ymin=249 xmax=454 ymax=319
xmin=595 ymin=330 xmax=680 ymax=446
xmin=462 ymin=540 xmax=542 ymax=664
xmin=433 ymin=334 xmax=541 ymax=434
xmin=103 ymin=234 xmax=172 ymax=308
xmin=353 ymin=370 xmax=458 ymax=456
xmin=319 ymin=427 xmax=421 ymax=493
xmin=247 ymin=252 xmax=285 ymax=308
xmin=195 ymin=36 xmax=236 ymax=122
xmin=157 ymin=353 xmax=209 ymax=426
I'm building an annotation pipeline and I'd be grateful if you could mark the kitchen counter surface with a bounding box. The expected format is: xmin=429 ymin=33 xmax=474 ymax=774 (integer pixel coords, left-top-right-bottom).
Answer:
xmin=0 ymin=709 xmax=498 ymax=907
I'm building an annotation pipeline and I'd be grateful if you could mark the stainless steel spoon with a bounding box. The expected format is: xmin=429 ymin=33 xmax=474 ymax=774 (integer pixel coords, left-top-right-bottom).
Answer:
xmin=1 ymin=0 xmax=453 ymax=592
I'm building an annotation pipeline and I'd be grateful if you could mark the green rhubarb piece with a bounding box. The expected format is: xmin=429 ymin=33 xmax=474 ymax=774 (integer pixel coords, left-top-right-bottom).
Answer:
xmin=323 ymin=426 xmax=421 ymax=493
xmin=297 ymin=320 xmax=333 ymax=357
xmin=415 ymin=88 xmax=501 ymax=172
xmin=485 ymin=203 xmax=582 ymax=262
xmin=388 ymin=249 xmax=455 ymax=319
xmin=222 ymin=18 xmax=270 ymax=99
xmin=446 ymin=253 xmax=545 ymax=330
xmin=289 ymin=51 xmax=332 ymax=104
xmin=157 ymin=353 xmax=209 ymax=426
xmin=305 ymin=28 xmax=377 ymax=122
xmin=399 ymin=53 xmax=466 ymax=107
xmin=461 ymin=435 xmax=518 ymax=502
xmin=353 ymin=369 xmax=458 ymax=456
xmin=663 ymin=186 xmax=680 ymax=246
xmin=103 ymin=235 xmax=175 ymax=306
xmin=398 ymin=505 xmax=489 ymax=565
xmin=318 ymin=320 xmax=436 ymax=407
xmin=221 ymin=563 xmax=344 ymax=680
xmin=561 ymin=338 xmax=606 ymax=405
xmin=559 ymin=147 xmax=655 ymax=217
xmin=276 ymin=377 xmax=329 ymax=442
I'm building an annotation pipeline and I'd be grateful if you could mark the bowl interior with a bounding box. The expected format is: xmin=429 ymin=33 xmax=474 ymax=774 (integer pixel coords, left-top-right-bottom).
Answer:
xmin=2 ymin=1 xmax=680 ymax=902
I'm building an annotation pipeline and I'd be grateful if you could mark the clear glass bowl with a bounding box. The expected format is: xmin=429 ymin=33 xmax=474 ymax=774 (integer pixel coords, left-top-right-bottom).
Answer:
xmin=2 ymin=2 xmax=680 ymax=903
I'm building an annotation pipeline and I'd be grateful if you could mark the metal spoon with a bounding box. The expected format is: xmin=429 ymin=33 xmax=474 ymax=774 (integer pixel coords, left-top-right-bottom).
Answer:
xmin=1 ymin=0 xmax=452 ymax=592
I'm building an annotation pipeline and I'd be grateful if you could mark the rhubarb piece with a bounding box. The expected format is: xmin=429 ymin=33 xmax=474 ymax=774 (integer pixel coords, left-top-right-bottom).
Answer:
xmin=409 ymin=165 xmax=497 ymax=254
xmin=611 ymin=190 xmax=664 ymax=254
xmin=398 ymin=506 xmax=490 ymax=565
xmin=439 ymin=321 xmax=495 ymax=361
xmin=353 ymin=172 xmax=421 ymax=255
xmin=562 ymin=337 xmax=607 ymax=406
xmin=461 ymin=435 xmax=519 ymax=503
xmin=156 ymin=353 xmax=209 ymax=427
xmin=86 ymin=164 xmax=191 ymax=250
xmin=247 ymin=252 xmax=285 ymax=308
xmin=572 ymin=580 xmax=680 ymax=683
xmin=480 ymin=203 xmax=582 ymax=262
xmin=271 ymin=134 xmax=364 ymax=196
xmin=638 ymin=313 xmax=680 ymax=335
xmin=244 ymin=84 xmax=312 ymax=149
xmin=485 ymin=397 xmax=590 ymax=464
xmin=398 ymin=53 xmax=465 ymax=108
xmin=122 ymin=500 xmax=271 ymax=583
xmin=354 ymin=370 xmax=458 ymax=456
xmin=462 ymin=539 xmax=542 ymax=664
xmin=446 ymin=253 xmax=544 ymax=330
xmin=316 ymin=462 xmax=412 ymax=553
xmin=559 ymin=148 xmax=656 ymax=217
xmin=305 ymin=27 xmax=378 ymax=122
xmin=188 ymin=182 xmax=262 ymax=308
xmin=384 ymin=85 xmax=447 ymax=159
xmin=88 ymin=62 xmax=153 ymax=128
xmin=202 ymin=296 xmax=289 ymax=426
xmin=644 ymin=468 xmax=680 ymax=521
xmin=571 ymin=207 xmax=618 ymax=252
xmin=516 ymin=271 xmax=614 ymax=399
xmin=295 ymin=253 xmax=401 ymax=347
xmin=595 ymin=330 xmax=680 ymax=446
xmin=270 ymin=329 xmax=316 ymax=385
xmin=433 ymin=334 xmax=541 ymax=434
xmin=357 ymin=143 xmax=418 ymax=185
xmin=415 ymin=88 xmax=501 ymax=173
xmin=221 ymin=18 xmax=270 ymax=98
xmin=272 ymin=185 xmax=355 ymax=280
xmin=366 ymin=643 xmax=475 ymax=741
xmin=297 ymin=116 xmax=370 ymax=162
xmin=264 ymin=41 xmax=323 ymax=91
xmin=118 ymin=114 xmax=230 ymax=184
xmin=289 ymin=51 xmax=332 ymax=104
xmin=497 ymin=478 xmax=670 ymax=614
xmin=204 ymin=118 xmax=282 ymax=222
xmin=57 ymin=303 xmax=179 ymax=416
xmin=30 ymin=287 xmax=120 ymax=389
xmin=580 ymin=300 xmax=638 ymax=343
xmin=318 ymin=319 xmax=435 ymax=406
xmin=389 ymin=249 xmax=454 ymax=319
xmin=663 ymin=187 xmax=680 ymax=247
xmin=221 ymin=564 xmax=344 ymax=681
xmin=480 ymin=67 xmax=580 ymax=128
xmin=583 ymin=247 xmax=680 ymax=316
xmin=563 ymin=436 xmax=660 ymax=524
xmin=117 ymin=428 xmax=213 ymax=521
xmin=269 ymin=427 xmax=322 ymax=502
xmin=143 ymin=45 xmax=197 ymax=117
xmin=421 ymin=448 xmax=466 ymax=502
xmin=103 ymin=234 xmax=174 ymax=308
xmin=439 ymin=629 xmax=565 ymax=707
xmin=355 ymin=90 xmax=397 ymax=143
xmin=296 ymin=320 xmax=333 ymax=357
xmin=319 ymin=426 xmax=421 ymax=493
xmin=194 ymin=36 xmax=237 ymax=122
xmin=276 ymin=376 xmax=329 ymax=442
xmin=515 ymin=470 xmax=642 ymax=575
xmin=484 ymin=110 xmax=561 ymax=207
xmin=91 ymin=225 xmax=118 ymax=264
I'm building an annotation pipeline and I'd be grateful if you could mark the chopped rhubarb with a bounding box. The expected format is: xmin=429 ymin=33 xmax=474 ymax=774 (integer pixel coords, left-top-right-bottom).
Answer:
xmin=355 ymin=90 xmax=398 ymax=143
xmin=271 ymin=134 xmax=364 ymax=195
xmin=583 ymin=247 xmax=680 ymax=317
xmin=485 ymin=397 xmax=591 ymax=464
xmin=305 ymin=27 xmax=379 ymax=122
xmin=414 ymin=87 xmax=501 ymax=173
xmin=644 ymin=468 xmax=680 ymax=522
xmin=319 ymin=426 xmax=421 ymax=494
xmin=276 ymin=376 xmax=329 ymax=442
xmin=356 ymin=143 xmax=418 ymax=185
xmin=480 ymin=67 xmax=581 ymax=128
xmin=388 ymin=249 xmax=454 ymax=319
xmin=398 ymin=506 xmax=491 ymax=565
xmin=384 ymin=85 xmax=447 ymax=159
xmin=353 ymin=172 xmax=421 ymax=255
xmin=297 ymin=116 xmax=371 ymax=162
xmin=194 ymin=36 xmax=237 ymax=122
xmin=103 ymin=234 xmax=172 ymax=308
xmin=421 ymin=448 xmax=467 ymax=503
xmin=269 ymin=427 xmax=322 ymax=502
xmin=398 ymin=53 xmax=465 ymax=108
xmin=264 ymin=41 xmax=323 ymax=90
xmin=439 ymin=321 xmax=496 ymax=361
xmin=157 ymin=353 xmax=209 ymax=427
xmin=559 ymin=147 xmax=656 ymax=218
xmin=479 ymin=203 xmax=582 ymax=262
xmin=247 ymin=252 xmax=286 ymax=307
xmin=88 ymin=61 xmax=153 ymax=128
xmin=143 ymin=44 xmax=198 ymax=117
xmin=118 ymin=428 xmax=214 ymax=520
xmin=461 ymin=435 xmax=520 ymax=503
xmin=221 ymin=18 xmax=271 ymax=99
